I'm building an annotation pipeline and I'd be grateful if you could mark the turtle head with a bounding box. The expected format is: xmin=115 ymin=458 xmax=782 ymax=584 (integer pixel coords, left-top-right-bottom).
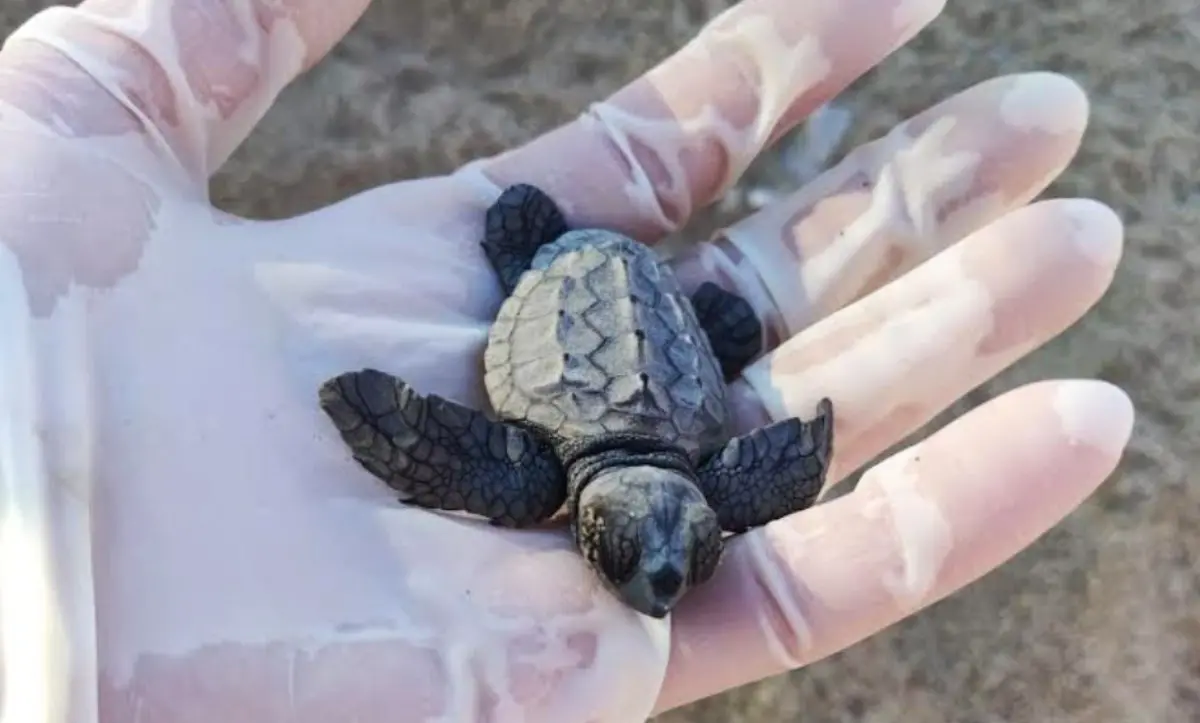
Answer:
xmin=576 ymin=465 xmax=723 ymax=619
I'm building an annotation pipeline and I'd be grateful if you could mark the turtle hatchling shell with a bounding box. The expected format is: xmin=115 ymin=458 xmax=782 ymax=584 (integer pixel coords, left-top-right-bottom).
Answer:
xmin=483 ymin=229 xmax=730 ymax=461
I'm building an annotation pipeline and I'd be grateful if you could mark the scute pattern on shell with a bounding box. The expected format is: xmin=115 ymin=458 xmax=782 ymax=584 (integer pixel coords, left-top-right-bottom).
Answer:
xmin=483 ymin=229 xmax=729 ymax=461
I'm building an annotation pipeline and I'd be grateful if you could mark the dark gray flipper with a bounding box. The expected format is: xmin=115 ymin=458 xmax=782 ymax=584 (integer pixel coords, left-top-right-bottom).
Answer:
xmin=318 ymin=368 xmax=567 ymax=528
xmin=694 ymin=398 xmax=834 ymax=533
xmin=690 ymin=281 xmax=764 ymax=381
xmin=481 ymin=183 xmax=569 ymax=294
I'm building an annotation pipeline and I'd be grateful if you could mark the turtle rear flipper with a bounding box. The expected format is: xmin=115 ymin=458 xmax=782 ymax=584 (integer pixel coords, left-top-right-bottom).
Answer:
xmin=694 ymin=398 xmax=834 ymax=533
xmin=319 ymin=368 xmax=567 ymax=528
xmin=482 ymin=183 xmax=569 ymax=294
xmin=690 ymin=281 xmax=764 ymax=381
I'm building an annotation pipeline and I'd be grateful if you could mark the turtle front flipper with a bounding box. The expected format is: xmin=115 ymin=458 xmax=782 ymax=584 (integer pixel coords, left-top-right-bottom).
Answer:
xmin=482 ymin=183 xmax=569 ymax=294
xmin=319 ymin=368 xmax=567 ymax=528
xmin=694 ymin=398 xmax=834 ymax=533
xmin=690 ymin=281 xmax=764 ymax=381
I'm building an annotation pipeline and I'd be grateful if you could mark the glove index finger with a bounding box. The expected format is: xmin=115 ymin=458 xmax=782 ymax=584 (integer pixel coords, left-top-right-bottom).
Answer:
xmin=466 ymin=0 xmax=945 ymax=243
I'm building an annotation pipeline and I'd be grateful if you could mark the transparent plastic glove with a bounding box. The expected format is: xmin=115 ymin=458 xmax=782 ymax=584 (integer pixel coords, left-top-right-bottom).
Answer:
xmin=0 ymin=1 xmax=1135 ymax=722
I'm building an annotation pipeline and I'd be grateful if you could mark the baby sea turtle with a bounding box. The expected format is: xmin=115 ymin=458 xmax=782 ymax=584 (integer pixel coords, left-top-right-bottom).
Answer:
xmin=318 ymin=184 xmax=834 ymax=618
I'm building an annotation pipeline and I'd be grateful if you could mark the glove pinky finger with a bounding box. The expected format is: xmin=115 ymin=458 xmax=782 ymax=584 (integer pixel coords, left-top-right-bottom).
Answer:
xmin=656 ymin=378 xmax=1134 ymax=713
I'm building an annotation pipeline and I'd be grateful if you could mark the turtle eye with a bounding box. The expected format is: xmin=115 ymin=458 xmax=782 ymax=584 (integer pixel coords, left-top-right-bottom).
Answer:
xmin=687 ymin=515 xmax=722 ymax=585
xmin=597 ymin=512 xmax=641 ymax=586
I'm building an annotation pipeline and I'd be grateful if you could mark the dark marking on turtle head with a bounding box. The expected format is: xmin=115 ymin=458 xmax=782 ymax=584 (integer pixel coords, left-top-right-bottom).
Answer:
xmin=575 ymin=465 xmax=722 ymax=619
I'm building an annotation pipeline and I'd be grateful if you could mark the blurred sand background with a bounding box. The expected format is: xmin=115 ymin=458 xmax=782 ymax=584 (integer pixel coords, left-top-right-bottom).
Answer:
xmin=4 ymin=1 xmax=1197 ymax=721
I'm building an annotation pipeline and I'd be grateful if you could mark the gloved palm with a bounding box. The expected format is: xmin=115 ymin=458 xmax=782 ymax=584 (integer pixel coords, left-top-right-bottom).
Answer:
xmin=0 ymin=1 xmax=1133 ymax=722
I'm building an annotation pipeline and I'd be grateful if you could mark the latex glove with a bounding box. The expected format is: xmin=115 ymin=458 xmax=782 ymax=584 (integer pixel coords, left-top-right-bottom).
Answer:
xmin=0 ymin=1 xmax=1134 ymax=721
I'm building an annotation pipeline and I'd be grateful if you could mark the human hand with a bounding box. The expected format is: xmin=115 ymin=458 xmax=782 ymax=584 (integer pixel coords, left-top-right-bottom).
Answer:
xmin=0 ymin=1 xmax=1133 ymax=722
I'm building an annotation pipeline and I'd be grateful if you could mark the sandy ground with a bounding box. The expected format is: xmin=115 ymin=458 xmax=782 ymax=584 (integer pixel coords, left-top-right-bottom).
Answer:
xmin=3 ymin=1 xmax=1197 ymax=721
